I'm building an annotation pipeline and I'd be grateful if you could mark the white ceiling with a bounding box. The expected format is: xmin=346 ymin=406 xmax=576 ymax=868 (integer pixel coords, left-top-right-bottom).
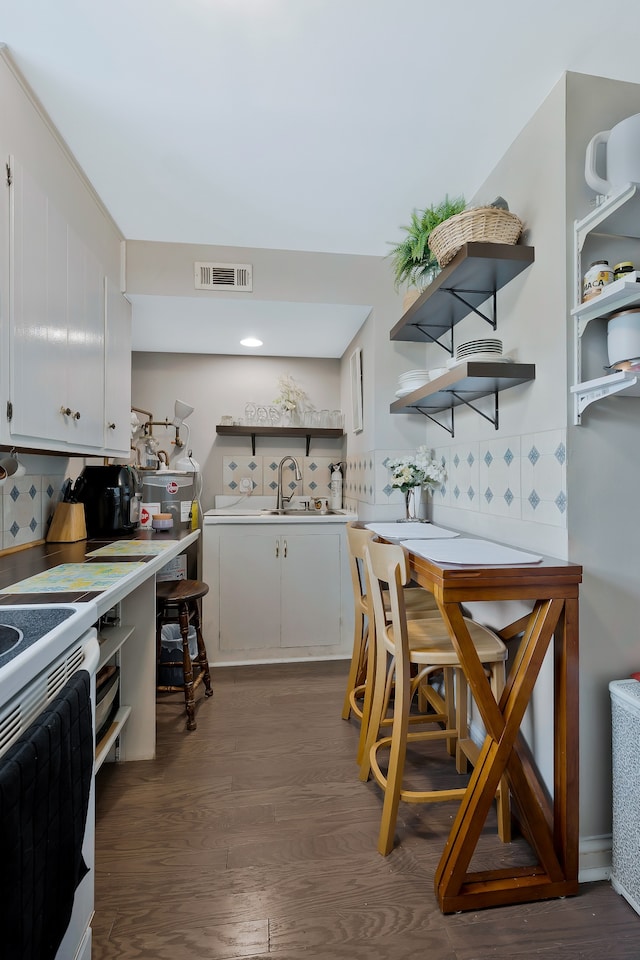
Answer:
xmin=2 ymin=0 xmax=640 ymax=355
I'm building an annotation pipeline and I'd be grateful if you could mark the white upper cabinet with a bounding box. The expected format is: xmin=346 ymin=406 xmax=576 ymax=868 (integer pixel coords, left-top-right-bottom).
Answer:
xmin=6 ymin=155 xmax=124 ymax=454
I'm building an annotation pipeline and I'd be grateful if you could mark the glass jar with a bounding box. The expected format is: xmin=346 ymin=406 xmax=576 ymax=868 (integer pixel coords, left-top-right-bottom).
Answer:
xmin=614 ymin=261 xmax=635 ymax=281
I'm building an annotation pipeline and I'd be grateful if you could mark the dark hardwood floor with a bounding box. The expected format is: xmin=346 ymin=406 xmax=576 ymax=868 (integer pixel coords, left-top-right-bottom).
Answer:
xmin=93 ymin=660 xmax=640 ymax=959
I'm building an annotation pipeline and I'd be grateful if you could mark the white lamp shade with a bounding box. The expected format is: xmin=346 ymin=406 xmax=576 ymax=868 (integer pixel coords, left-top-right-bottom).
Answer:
xmin=173 ymin=399 xmax=194 ymax=426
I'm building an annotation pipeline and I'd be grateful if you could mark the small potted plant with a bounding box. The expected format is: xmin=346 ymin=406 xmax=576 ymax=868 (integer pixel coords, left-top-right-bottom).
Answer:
xmin=388 ymin=194 xmax=466 ymax=297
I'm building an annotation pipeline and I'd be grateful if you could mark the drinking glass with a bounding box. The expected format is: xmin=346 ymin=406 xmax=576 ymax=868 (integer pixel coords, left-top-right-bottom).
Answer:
xmin=245 ymin=403 xmax=257 ymax=425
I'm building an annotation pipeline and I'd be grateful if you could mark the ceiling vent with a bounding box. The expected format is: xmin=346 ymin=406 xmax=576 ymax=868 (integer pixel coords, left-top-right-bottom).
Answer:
xmin=194 ymin=261 xmax=253 ymax=292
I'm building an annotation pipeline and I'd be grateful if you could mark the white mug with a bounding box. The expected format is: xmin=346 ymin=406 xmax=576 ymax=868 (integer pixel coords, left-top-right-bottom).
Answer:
xmin=0 ymin=455 xmax=25 ymax=479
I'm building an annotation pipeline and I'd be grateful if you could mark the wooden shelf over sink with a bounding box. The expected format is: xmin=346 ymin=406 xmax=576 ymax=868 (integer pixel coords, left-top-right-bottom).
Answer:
xmin=216 ymin=425 xmax=344 ymax=455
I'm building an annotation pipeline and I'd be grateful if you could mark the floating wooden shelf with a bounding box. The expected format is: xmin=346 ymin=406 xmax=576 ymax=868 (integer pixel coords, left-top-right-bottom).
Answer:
xmin=390 ymin=361 xmax=536 ymax=436
xmin=216 ymin=425 xmax=344 ymax=456
xmin=390 ymin=241 xmax=535 ymax=350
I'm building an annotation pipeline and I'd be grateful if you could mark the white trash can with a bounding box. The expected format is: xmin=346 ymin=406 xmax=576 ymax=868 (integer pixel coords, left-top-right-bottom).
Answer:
xmin=610 ymin=678 xmax=640 ymax=915
xmin=158 ymin=623 xmax=198 ymax=686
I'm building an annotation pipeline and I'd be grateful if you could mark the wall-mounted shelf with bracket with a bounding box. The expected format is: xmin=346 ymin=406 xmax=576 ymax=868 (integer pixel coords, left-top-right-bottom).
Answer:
xmin=390 ymin=241 xmax=535 ymax=354
xmin=390 ymin=361 xmax=535 ymax=436
xmin=216 ymin=425 xmax=344 ymax=456
xmin=572 ymin=183 xmax=640 ymax=423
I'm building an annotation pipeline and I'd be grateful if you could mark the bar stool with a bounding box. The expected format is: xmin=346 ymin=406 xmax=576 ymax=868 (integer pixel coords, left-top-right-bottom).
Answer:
xmin=156 ymin=579 xmax=213 ymax=730
xmin=362 ymin=539 xmax=510 ymax=855
xmin=343 ymin=523 xmax=441 ymax=763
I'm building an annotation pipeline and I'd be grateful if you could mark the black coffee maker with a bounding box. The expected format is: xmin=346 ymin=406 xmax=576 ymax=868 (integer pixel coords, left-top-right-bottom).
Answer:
xmin=74 ymin=465 xmax=139 ymax=538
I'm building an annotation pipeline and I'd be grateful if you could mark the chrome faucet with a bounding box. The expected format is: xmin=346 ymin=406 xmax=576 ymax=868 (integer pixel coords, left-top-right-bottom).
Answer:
xmin=276 ymin=456 xmax=302 ymax=511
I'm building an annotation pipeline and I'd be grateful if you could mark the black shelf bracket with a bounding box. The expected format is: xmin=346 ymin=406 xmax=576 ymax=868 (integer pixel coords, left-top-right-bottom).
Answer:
xmin=444 ymin=288 xmax=497 ymax=329
xmin=413 ymin=323 xmax=454 ymax=355
xmin=412 ymin=406 xmax=455 ymax=437
xmin=449 ymin=391 xmax=500 ymax=429
xmin=246 ymin=432 xmax=313 ymax=455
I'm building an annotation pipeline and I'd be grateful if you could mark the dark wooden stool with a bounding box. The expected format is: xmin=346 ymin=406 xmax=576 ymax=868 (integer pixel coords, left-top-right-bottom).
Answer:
xmin=156 ymin=579 xmax=213 ymax=730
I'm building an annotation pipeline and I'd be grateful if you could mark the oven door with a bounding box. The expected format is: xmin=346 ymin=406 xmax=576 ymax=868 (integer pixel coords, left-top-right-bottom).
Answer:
xmin=0 ymin=628 xmax=100 ymax=960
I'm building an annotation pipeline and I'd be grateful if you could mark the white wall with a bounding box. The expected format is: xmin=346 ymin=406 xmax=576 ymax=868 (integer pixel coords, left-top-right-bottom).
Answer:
xmin=564 ymin=72 xmax=640 ymax=847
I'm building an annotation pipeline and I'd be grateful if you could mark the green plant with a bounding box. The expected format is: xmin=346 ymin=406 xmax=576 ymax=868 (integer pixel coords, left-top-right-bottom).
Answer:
xmin=388 ymin=194 xmax=466 ymax=290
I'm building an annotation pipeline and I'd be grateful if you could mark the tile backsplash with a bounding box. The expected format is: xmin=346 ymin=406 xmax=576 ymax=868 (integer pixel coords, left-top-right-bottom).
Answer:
xmin=222 ymin=455 xmax=334 ymax=499
xmin=344 ymin=428 xmax=568 ymax=530
xmin=1 ymin=473 xmax=66 ymax=551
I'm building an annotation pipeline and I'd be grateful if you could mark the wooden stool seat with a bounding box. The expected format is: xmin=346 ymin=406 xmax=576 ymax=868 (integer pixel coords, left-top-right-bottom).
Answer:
xmin=156 ymin=578 xmax=213 ymax=730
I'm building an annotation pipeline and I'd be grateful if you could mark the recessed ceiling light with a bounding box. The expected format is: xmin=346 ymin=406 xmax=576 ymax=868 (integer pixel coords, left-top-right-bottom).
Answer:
xmin=240 ymin=337 xmax=263 ymax=347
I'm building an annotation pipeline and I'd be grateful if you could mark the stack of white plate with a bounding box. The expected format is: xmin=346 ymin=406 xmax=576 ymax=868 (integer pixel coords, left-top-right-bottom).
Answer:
xmin=456 ymin=338 xmax=502 ymax=359
xmin=395 ymin=368 xmax=431 ymax=398
xmin=447 ymin=338 xmax=511 ymax=368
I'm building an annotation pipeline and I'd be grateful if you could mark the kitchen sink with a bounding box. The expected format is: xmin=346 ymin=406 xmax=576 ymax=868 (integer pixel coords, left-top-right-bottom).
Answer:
xmin=260 ymin=509 xmax=343 ymax=517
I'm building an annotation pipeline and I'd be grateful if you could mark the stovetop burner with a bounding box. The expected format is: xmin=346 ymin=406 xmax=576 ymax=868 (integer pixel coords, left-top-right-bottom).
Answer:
xmin=0 ymin=608 xmax=76 ymax=665
xmin=0 ymin=624 xmax=23 ymax=656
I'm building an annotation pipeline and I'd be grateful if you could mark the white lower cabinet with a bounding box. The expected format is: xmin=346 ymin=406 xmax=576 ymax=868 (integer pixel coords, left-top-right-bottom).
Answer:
xmin=203 ymin=523 xmax=352 ymax=663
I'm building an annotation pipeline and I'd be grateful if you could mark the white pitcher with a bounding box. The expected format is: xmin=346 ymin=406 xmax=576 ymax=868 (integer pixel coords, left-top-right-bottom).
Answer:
xmin=585 ymin=112 xmax=640 ymax=196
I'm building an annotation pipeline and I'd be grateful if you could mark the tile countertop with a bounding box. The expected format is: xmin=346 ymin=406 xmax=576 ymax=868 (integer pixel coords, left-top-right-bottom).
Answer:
xmin=0 ymin=528 xmax=200 ymax=616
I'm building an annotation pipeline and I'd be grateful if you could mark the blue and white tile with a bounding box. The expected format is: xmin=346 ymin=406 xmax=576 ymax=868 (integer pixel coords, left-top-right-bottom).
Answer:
xmin=375 ymin=450 xmax=407 ymax=508
xmin=264 ymin=456 xmax=302 ymax=499
xmin=446 ymin=441 xmax=480 ymax=512
xmin=303 ymin=457 xmax=332 ymax=498
xmin=352 ymin=452 xmax=371 ymax=504
xmin=520 ymin=429 xmax=568 ymax=527
xmin=432 ymin=446 xmax=452 ymax=507
xmin=361 ymin=452 xmax=376 ymax=504
xmin=2 ymin=477 xmax=43 ymax=547
xmin=222 ymin=455 xmax=263 ymax=495
xmin=479 ymin=436 xmax=522 ymax=519
xmin=41 ymin=474 xmax=66 ymax=527
xmin=344 ymin=455 xmax=356 ymax=500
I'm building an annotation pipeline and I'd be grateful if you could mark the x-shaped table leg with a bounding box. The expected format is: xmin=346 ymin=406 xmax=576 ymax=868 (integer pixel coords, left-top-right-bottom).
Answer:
xmin=433 ymin=597 xmax=576 ymax=911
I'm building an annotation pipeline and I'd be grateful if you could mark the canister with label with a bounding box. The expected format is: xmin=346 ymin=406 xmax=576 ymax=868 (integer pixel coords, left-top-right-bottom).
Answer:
xmin=614 ymin=261 xmax=635 ymax=282
xmin=582 ymin=260 xmax=614 ymax=302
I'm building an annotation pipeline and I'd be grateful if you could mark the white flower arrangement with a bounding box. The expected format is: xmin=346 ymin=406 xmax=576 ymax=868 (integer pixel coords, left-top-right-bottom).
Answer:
xmin=387 ymin=446 xmax=446 ymax=494
xmin=273 ymin=374 xmax=308 ymax=414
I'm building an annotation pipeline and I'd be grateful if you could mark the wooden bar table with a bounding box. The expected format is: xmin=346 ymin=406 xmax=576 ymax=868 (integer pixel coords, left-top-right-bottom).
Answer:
xmin=404 ymin=542 xmax=582 ymax=913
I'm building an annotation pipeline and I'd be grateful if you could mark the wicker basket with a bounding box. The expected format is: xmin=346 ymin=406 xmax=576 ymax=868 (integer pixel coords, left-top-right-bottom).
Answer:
xmin=428 ymin=207 xmax=523 ymax=268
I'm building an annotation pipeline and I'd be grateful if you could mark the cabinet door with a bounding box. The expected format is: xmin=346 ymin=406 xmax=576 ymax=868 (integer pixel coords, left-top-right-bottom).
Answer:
xmin=219 ymin=532 xmax=281 ymax=651
xmin=9 ymin=158 xmax=106 ymax=451
xmin=66 ymin=226 xmax=104 ymax=446
xmin=9 ymin=160 xmax=69 ymax=443
xmin=104 ymin=277 xmax=132 ymax=454
xmin=280 ymin=532 xmax=341 ymax=647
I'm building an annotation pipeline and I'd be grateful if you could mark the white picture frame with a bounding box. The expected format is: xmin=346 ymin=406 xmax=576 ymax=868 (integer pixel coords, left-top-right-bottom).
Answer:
xmin=350 ymin=347 xmax=363 ymax=433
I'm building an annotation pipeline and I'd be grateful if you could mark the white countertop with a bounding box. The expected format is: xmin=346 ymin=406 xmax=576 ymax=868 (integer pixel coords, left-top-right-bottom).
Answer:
xmin=204 ymin=494 xmax=356 ymax=524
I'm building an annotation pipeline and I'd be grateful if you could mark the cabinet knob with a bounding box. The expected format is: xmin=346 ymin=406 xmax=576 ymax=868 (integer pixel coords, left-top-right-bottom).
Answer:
xmin=60 ymin=406 xmax=72 ymax=417
xmin=108 ymin=422 xmax=116 ymax=430
xmin=275 ymin=540 xmax=279 ymax=558
xmin=283 ymin=539 xmax=288 ymax=558
xmin=73 ymin=410 xmax=81 ymax=420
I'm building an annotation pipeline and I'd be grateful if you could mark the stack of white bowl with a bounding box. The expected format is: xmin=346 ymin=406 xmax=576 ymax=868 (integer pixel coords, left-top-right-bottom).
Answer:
xmin=395 ymin=368 xmax=431 ymax=398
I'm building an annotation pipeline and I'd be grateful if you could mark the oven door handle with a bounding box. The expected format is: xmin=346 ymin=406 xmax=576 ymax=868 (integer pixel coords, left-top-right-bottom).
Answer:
xmin=82 ymin=630 xmax=100 ymax=677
